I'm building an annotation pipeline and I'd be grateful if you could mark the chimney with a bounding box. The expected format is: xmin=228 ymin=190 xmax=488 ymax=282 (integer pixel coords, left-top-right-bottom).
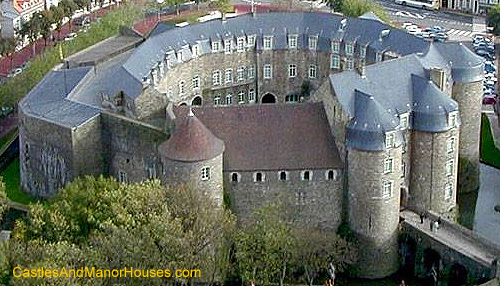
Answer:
xmin=429 ymin=68 xmax=446 ymax=92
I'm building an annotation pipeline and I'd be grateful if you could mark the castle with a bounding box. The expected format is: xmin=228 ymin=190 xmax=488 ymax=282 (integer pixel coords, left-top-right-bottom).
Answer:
xmin=18 ymin=11 xmax=484 ymax=279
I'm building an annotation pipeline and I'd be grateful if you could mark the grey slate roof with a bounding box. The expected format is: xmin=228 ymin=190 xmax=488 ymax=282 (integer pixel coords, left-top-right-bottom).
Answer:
xmin=433 ymin=42 xmax=484 ymax=83
xmin=331 ymin=53 xmax=461 ymax=151
xmin=122 ymin=12 xmax=430 ymax=99
xmin=20 ymin=67 xmax=100 ymax=128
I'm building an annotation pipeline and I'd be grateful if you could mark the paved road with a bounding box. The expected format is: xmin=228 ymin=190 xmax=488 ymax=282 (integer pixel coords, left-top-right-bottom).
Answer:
xmin=474 ymin=164 xmax=500 ymax=247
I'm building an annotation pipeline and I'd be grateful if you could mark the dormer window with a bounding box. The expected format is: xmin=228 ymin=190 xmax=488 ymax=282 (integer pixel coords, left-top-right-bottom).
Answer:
xmin=254 ymin=172 xmax=265 ymax=182
xmin=224 ymin=40 xmax=232 ymax=54
xmin=288 ymin=35 xmax=298 ymax=49
xmin=448 ymin=111 xmax=458 ymax=128
xmin=345 ymin=43 xmax=353 ymax=56
xmin=301 ymin=170 xmax=312 ymax=181
xmin=237 ymin=37 xmax=245 ymax=52
xmin=332 ymin=41 xmax=340 ymax=53
xmin=385 ymin=132 xmax=395 ymax=149
xmin=247 ymin=35 xmax=256 ymax=47
xmin=263 ymin=36 xmax=273 ymax=50
xmin=212 ymin=41 xmax=220 ymax=52
xmin=376 ymin=52 xmax=383 ymax=62
xmin=326 ymin=169 xmax=339 ymax=181
xmin=400 ymin=113 xmax=409 ymax=130
xmin=279 ymin=171 xmax=288 ymax=181
xmin=178 ymin=51 xmax=184 ymax=62
xmin=231 ymin=172 xmax=239 ymax=182
xmin=308 ymin=36 xmax=317 ymax=50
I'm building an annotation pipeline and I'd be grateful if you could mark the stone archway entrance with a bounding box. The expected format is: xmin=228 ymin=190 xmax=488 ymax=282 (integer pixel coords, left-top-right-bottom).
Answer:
xmin=448 ymin=263 xmax=467 ymax=286
xmin=192 ymin=96 xmax=202 ymax=106
xmin=261 ymin=93 xmax=276 ymax=104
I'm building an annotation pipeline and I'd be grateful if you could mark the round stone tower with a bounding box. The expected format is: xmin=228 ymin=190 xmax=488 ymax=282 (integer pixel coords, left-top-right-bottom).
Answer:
xmin=408 ymin=74 xmax=460 ymax=216
xmin=346 ymin=90 xmax=402 ymax=279
xmin=158 ymin=108 xmax=225 ymax=206
xmin=419 ymin=42 xmax=484 ymax=193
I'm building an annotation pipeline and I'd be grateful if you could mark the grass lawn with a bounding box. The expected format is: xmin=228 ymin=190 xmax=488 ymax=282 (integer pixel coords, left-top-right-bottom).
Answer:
xmin=480 ymin=114 xmax=500 ymax=168
xmin=1 ymin=157 xmax=37 ymax=205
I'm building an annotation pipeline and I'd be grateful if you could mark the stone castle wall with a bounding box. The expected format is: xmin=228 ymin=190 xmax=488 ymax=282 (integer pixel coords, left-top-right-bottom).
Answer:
xmin=452 ymin=80 xmax=482 ymax=193
xmin=19 ymin=110 xmax=75 ymax=198
xmin=226 ymin=169 xmax=343 ymax=230
xmin=347 ymin=146 xmax=402 ymax=278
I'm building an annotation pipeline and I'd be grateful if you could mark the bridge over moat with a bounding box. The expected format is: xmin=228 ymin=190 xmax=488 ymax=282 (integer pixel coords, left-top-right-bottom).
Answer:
xmin=400 ymin=210 xmax=500 ymax=285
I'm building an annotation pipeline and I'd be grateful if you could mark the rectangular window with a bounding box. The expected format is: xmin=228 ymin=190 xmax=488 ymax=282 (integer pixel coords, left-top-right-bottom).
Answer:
xmin=400 ymin=114 xmax=409 ymax=129
xmin=248 ymin=89 xmax=255 ymax=102
xmin=118 ymin=171 xmax=127 ymax=182
xmin=247 ymin=35 xmax=256 ymax=47
xmin=288 ymin=35 xmax=297 ymax=49
xmin=346 ymin=58 xmax=354 ymax=70
xmin=449 ymin=112 xmax=458 ymax=127
xmin=237 ymin=37 xmax=245 ymax=52
xmin=237 ymin=67 xmax=245 ymax=81
xmin=446 ymin=160 xmax=454 ymax=176
xmin=248 ymin=66 xmax=255 ymax=80
xmin=447 ymin=137 xmax=456 ymax=154
xmin=331 ymin=54 xmax=340 ymax=69
xmin=264 ymin=64 xmax=272 ymax=79
xmin=192 ymin=44 xmax=200 ymax=57
xmin=178 ymin=51 xmax=184 ymax=62
xmin=226 ymin=94 xmax=233 ymax=105
xmin=445 ymin=183 xmax=453 ymax=200
xmin=386 ymin=132 xmax=394 ymax=149
xmin=238 ymin=91 xmax=245 ymax=104
xmin=382 ymin=181 xmax=392 ymax=198
xmin=224 ymin=40 xmax=232 ymax=54
xmin=289 ymin=64 xmax=297 ymax=78
xmin=192 ymin=76 xmax=200 ymax=89
xmin=201 ymin=167 xmax=210 ymax=181
xmin=376 ymin=52 xmax=383 ymax=62
xmin=263 ymin=36 xmax=273 ymax=50
xmin=225 ymin=69 xmax=233 ymax=84
xmin=212 ymin=70 xmax=221 ymax=86
xmin=345 ymin=43 xmax=353 ymax=55
xmin=212 ymin=41 xmax=220 ymax=52
xmin=332 ymin=41 xmax=340 ymax=53
xmin=214 ymin=95 xmax=221 ymax=105
xmin=309 ymin=65 xmax=317 ymax=78
xmin=384 ymin=157 xmax=393 ymax=174
xmin=308 ymin=36 xmax=317 ymax=50
xmin=401 ymin=161 xmax=406 ymax=178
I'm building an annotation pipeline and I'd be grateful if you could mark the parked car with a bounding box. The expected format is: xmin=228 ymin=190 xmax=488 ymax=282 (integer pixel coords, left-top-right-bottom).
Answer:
xmin=485 ymin=64 xmax=496 ymax=73
xmin=476 ymin=49 xmax=495 ymax=60
xmin=483 ymin=95 xmax=497 ymax=104
xmin=0 ymin=106 xmax=13 ymax=117
xmin=7 ymin=68 xmax=22 ymax=77
xmin=64 ymin=32 xmax=77 ymax=41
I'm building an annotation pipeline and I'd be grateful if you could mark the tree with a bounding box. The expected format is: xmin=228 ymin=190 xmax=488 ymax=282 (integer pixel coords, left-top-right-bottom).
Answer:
xmin=293 ymin=229 xmax=357 ymax=286
xmin=38 ymin=10 xmax=54 ymax=47
xmin=0 ymin=38 xmax=18 ymax=71
xmin=213 ymin=0 xmax=231 ymax=19
xmin=60 ymin=0 xmax=78 ymax=31
xmin=488 ymin=4 xmax=500 ymax=34
xmin=235 ymin=203 xmax=295 ymax=286
xmin=323 ymin=0 xmax=342 ymax=12
xmin=50 ymin=5 xmax=65 ymax=38
xmin=340 ymin=0 xmax=389 ymax=22
xmin=1 ymin=177 xmax=235 ymax=286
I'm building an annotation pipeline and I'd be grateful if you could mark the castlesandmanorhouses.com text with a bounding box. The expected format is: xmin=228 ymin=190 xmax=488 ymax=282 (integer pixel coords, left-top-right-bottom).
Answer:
xmin=13 ymin=267 xmax=201 ymax=278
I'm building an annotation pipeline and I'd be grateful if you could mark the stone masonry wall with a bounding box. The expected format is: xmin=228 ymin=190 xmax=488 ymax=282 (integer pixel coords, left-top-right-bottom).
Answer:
xmin=101 ymin=112 xmax=168 ymax=183
xmin=452 ymin=81 xmax=482 ymax=193
xmin=71 ymin=115 xmax=103 ymax=178
xmin=409 ymin=128 xmax=459 ymax=216
xmin=226 ymin=169 xmax=343 ymax=230
xmin=19 ymin=110 xmax=74 ymax=198
xmin=161 ymin=154 xmax=224 ymax=207
xmin=347 ymin=146 xmax=402 ymax=278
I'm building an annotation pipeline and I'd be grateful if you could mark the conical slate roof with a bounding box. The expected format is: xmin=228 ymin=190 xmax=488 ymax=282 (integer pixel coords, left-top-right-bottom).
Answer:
xmin=158 ymin=109 xmax=225 ymax=162
xmin=434 ymin=42 xmax=484 ymax=83
xmin=346 ymin=90 xmax=400 ymax=151
xmin=411 ymin=74 xmax=458 ymax=132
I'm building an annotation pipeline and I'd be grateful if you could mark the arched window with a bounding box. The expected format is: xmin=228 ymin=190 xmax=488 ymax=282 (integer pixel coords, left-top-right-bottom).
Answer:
xmin=192 ymin=96 xmax=202 ymax=106
xmin=327 ymin=170 xmax=335 ymax=180
xmin=254 ymin=172 xmax=264 ymax=182
xmin=231 ymin=172 xmax=239 ymax=182
xmin=279 ymin=171 xmax=287 ymax=181
xmin=301 ymin=170 xmax=312 ymax=181
xmin=261 ymin=93 xmax=276 ymax=104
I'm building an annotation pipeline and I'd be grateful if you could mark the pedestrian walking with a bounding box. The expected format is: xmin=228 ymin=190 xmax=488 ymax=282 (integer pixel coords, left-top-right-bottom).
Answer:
xmin=430 ymin=220 xmax=433 ymax=231
xmin=399 ymin=280 xmax=406 ymax=286
xmin=420 ymin=212 xmax=425 ymax=224
xmin=434 ymin=220 xmax=439 ymax=231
